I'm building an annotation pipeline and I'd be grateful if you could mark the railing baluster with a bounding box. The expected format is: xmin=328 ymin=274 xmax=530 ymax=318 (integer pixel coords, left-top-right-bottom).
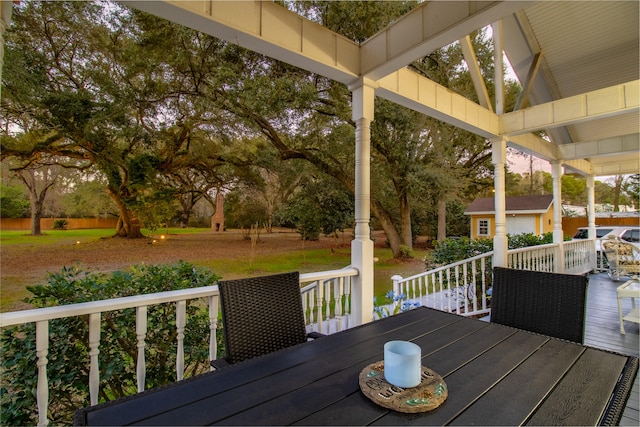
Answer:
xmin=463 ymin=263 xmax=469 ymax=314
xmin=316 ymin=281 xmax=324 ymax=334
xmin=136 ymin=306 xmax=147 ymax=392
xmin=302 ymin=290 xmax=309 ymax=327
xmin=309 ymin=288 xmax=316 ymax=326
xmin=88 ymin=313 xmax=101 ymax=405
xmin=453 ymin=265 xmax=458 ymax=312
xmin=344 ymin=279 xmax=351 ymax=328
xmin=438 ymin=271 xmax=444 ymax=310
xmin=176 ymin=300 xmax=186 ymax=381
xmin=470 ymin=262 xmax=477 ymax=313
xmin=335 ymin=277 xmax=343 ymax=332
xmin=324 ymin=280 xmax=331 ymax=334
xmin=209 ymin=295 xmax=219 ymax=369
xmin=481 ymin=259 xmax=487 ymax=311
xmin=36 ymin=321 xmax=49 ymax=427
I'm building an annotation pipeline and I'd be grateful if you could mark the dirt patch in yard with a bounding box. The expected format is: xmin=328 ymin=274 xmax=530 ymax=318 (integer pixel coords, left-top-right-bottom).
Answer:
xmin=1 ymin=228 xmax=426 ymax=312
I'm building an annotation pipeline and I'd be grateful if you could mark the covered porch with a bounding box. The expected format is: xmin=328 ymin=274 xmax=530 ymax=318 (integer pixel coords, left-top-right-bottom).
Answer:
xmin=1 ymin=1 xmax=639 ymax=425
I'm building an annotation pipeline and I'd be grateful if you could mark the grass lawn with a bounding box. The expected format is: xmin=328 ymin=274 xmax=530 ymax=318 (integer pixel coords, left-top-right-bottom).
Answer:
xmin=0 ymin=227 xmax=206 ymax=245
xmin=1 ymin=227 xmax=430 ymax=311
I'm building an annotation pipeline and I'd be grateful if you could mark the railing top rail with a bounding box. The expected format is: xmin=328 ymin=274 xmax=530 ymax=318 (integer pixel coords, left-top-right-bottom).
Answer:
xmin=396 ymin=242 xmax=579 ymax=284
xmin=0 ymin=266 xmax=360 ymax=327
xmin=508 ymin=242 xmax=559 ymax=254
xmin=300 ymin=267 xmax=358 ymax=292
xmin=0 ymin=285 xmax=220 ymax=328
xmin=397 ymin=251 xmax=494 ymax=282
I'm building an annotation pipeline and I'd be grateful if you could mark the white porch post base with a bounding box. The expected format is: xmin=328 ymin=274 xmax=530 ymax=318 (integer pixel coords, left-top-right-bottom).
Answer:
xmin=351 ymin=238 xmax=375 ymax=326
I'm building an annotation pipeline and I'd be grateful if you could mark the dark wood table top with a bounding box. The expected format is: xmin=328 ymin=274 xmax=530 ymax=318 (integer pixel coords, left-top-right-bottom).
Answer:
xmin=75 ymin=307 xmax=638 ymax=426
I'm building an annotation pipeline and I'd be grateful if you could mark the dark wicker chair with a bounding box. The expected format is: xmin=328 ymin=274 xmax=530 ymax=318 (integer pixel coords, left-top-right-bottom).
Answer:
xmin=490 ymin=267 xmax=589 ymax=343
xmin=211 ymin=271 xmax=323 ymax=369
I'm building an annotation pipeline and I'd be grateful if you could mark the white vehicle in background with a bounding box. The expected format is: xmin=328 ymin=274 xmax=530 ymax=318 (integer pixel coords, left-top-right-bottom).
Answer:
xmin=573 ymin=226 xmax=639 ymax=250
xmin=572 ymin=225 xmax=640 ymax=273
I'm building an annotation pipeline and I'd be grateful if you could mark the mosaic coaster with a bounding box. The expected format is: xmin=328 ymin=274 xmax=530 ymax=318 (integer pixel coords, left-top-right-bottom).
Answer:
xmin=359 ymin=361 xmax=447 ymax=413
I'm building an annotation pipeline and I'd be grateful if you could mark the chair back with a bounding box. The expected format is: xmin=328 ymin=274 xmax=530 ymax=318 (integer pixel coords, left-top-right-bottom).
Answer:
xmin=218 ymin=271 xmax=308 ymax=364
xmin=490 ymin=267 xmax=588 ymax=343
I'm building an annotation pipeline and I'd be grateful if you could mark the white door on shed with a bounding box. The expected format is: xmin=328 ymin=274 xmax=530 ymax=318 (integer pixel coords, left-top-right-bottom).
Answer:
xmin=506 ymin=216 xmax=535 ymax=235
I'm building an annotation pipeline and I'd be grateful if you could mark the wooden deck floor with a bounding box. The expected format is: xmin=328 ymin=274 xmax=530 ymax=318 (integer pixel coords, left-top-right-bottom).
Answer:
xmin=584 ymin=273 xmax=639 ymax=426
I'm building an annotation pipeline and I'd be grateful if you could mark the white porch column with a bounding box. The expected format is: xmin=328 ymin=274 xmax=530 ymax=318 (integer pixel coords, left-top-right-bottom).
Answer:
xmin=586 ymin=174 xmax=596 ymax=269
xmin=551 ymin=161 xmax=565 ymax=272
xmin=492 ymin=20 xmax=504 ymax=116
xmin=492 ymin=22 xmax=507 ymax=269
xmin=492 ymin=138 xmax=508 ymax=267
xmin=348 ymin=78 xmax=376 ymax=327
xmin=586 ymin=174 xmax=596 ymax=238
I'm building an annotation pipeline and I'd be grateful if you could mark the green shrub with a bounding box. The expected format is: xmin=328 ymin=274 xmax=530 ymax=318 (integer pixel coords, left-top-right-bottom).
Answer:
xmin=398 ymin=245 xmax=415 ymax=260
xmin=52 ymin=219 xmax=68 ymax=230
xmin=508 ymin=232 xmax=553 ymax=248
xmin=426 ymin=232 xmax=556 ymax=269
xmin=0 ymin=261 xmax=220 ymax=426
xmin=427 ymin=237 xmax=493 ymax=267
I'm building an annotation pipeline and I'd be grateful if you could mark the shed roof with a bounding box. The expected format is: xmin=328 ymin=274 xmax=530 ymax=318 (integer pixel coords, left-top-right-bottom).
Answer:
xmin=464 ymin=195 xmax=553 ymax=215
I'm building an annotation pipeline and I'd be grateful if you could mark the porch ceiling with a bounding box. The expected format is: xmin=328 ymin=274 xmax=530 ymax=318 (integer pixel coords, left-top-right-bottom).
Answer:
xmin=501 ymin=1 xmax=639 ymax=176
xmin=123 ymin=0 xmax=639 ymax=177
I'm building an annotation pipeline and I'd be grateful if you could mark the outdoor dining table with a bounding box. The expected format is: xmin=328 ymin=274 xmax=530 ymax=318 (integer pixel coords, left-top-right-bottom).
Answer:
xmin=74 ymin=306 xmax=638 ymax=426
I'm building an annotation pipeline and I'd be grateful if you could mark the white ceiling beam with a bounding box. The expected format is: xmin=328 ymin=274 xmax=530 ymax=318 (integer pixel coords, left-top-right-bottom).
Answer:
xmin=563 ymin=160 xmax=594 ymax=176
xmin=376 ymin=67 xmax=499 ymax=138
xmin=507 ymin=133 xmax=560 ymax=162
xmin=592 ymin=160 xmax=640 ymax=177
xmin=501 ymin=80 xmax=640 ymax=135
xmin=460 ymin=35 xmax=493 ymax=111
xmin=120 ymin=0 xmax=360 ymax=84
xmin=558 ymin=134 xmax=640 ymax=161
xmin=514 ymin=51 xmax=542 ymax=110
xmin=361 ymin=1 xmax=532 ymax=81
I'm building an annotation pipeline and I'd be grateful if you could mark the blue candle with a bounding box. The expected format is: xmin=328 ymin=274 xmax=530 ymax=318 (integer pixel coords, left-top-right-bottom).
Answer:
xmin=384 ymin=341 xmax=422 ymax=388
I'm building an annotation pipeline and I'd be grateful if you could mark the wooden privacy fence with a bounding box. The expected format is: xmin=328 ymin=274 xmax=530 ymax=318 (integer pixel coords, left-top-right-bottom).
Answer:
xmin=0 ymin=218 xmax=118 ymax=231
xmin=562 ymin=217 xmax=640 ymax=239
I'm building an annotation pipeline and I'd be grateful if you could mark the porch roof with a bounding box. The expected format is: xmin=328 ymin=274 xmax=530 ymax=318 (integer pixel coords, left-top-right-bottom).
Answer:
xmin=464 ymin=194 xmax=553 ymax=215
xmin=121 ymin=0 xmax=639 ymax=178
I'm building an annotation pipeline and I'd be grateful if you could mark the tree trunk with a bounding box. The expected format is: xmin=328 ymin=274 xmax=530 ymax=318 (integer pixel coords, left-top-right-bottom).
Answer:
xmin=115 ymin=208 xmax=143 ymax=238
xmin=613 ymin=175 xmax=624 ymax=212
xmin=399 ymin=194 xmax=413 ymax=247
xmin=529 ymin=155 xmax=534 ymax=195
xmin=109 ymin=191 xmax=144 ymax=238
xmin=18 ymin=169 xmax=56 ymax=236
xmin=437 ymin=199 xmax=447 ymax=241
xmin=179 ymin=193 xmax=197 ymax=228
xmin=30 ymin=207 xmax=42 ymax=236
xmin=28 ymin=189 xmax=44 ymax=235
xmin=370 ymin=199 xmax=403 ymax=258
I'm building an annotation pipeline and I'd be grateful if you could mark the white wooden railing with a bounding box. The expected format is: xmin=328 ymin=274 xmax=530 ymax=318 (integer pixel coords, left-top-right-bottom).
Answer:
xmin=0 ymin=268 xmax=357 ymax=427
xmin=300 ymin=267 xmax=358 ymax=335
xmin=392 ymin=252 xmax=493 ymax=318
xmin=391 ymin=240 xmax=597 ymax=318
xmin=563 ymin=239 xmax=595 ymax=275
